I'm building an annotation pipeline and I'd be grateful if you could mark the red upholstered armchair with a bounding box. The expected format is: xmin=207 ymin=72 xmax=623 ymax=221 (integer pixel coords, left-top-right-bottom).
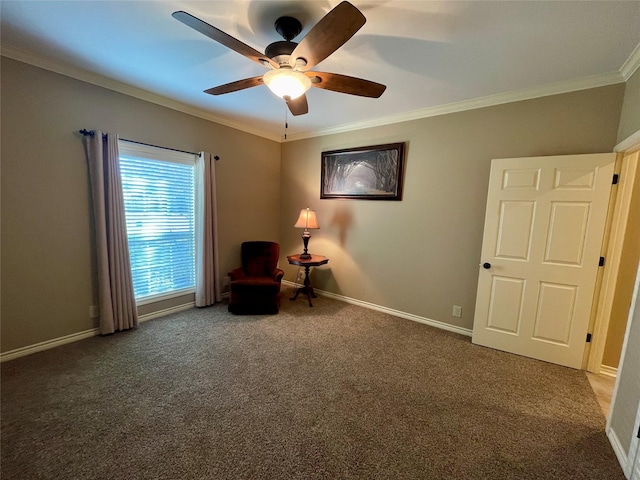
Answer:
xmin=228 ymin=241 xmax=285 ymax=314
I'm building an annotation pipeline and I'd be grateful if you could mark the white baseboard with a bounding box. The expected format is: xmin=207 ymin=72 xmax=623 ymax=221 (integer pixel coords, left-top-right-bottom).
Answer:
xmin=2 ymin=288 xmax=473 ymax=363
xmin=283 ymin=280 xmax=473 ymax=337
xmin=0 ymin=328 xmax=100 ymax=363
xmin=607 ymin=426 xmax=631 ymax=478
xmin=600 ymin=365 xmax=618 ymax=378
xmin=1 ymin=302 xmax=197 ymax=362
xmin=138 ymin=302 xmax=195 ymax=323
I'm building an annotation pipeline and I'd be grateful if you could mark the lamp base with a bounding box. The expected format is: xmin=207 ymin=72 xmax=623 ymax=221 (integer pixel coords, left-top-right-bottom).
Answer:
xmin=299 ymin=231 xmax=312 ymax=260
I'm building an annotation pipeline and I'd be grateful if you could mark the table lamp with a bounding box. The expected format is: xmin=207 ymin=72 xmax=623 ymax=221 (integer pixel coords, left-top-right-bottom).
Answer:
xmin=294 ymin=207 xmax=319 ymax=259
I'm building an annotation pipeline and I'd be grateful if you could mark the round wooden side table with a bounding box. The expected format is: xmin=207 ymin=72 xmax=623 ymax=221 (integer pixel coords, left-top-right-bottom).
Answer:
xmin=287 ymin=254 xmax=329 ymax=307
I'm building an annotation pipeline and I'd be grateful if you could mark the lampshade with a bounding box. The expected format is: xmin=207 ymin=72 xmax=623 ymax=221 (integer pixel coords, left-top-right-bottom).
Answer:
xmin=294 ymin=208 xmax=319 ymax=230
xmin=263 ymin=68 xmax=312 ymax=99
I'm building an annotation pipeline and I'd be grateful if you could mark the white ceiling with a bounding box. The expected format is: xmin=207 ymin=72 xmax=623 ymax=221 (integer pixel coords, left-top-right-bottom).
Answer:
xmin=2 ymin=1 xmax=639 ymax=142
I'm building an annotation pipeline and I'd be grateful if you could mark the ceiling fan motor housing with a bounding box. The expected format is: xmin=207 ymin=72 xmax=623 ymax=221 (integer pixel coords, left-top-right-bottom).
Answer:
xmin=265 ymin=40 xmax=297 ymax=63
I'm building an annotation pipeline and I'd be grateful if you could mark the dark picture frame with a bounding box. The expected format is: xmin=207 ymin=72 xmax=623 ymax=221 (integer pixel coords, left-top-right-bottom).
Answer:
xmin=320 ymin=143 xmax=406 ymax=200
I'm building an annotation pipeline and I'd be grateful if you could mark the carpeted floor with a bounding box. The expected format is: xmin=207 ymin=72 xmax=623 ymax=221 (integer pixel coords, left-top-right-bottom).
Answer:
xmin=1 ymin=288 xmax=624 ymax=479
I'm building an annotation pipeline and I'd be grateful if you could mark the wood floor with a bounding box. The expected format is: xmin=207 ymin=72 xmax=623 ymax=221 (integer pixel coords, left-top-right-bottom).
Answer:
xmin=586 ymin=372 xmax=616 ymax=417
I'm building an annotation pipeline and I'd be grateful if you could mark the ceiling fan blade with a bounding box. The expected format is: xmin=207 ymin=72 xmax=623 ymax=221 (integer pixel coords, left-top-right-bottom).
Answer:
xmin=204 ymin=76 xmax=264 ymax=95
xmin=307 ymin=72 xmax=386 ymax=98
xmin=289 ymin=1 xmax=365 ymax=71
xmin=285 ymin=94 xmax=309 ymax=116
xmin=172 ymin=11 xmax=278 ymax=69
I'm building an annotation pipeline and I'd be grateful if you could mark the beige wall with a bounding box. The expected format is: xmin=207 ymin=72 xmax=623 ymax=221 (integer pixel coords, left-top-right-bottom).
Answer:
xmin=1 ymin=57 xmax=281 ymax=352
xmin=281 ymin=85 xmax=625 ymax=331
xmin=0 ymin=56 xmax=630 ymax=352
xmin=618 ymin=68 xmax=640 ymax=144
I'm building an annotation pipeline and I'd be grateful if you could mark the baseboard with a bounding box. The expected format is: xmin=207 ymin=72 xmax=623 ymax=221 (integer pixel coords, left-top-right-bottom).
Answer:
xmin=0 ymin=328 xmax=100 ymax=363
xmin=607 ymin=426 xmax=631 ymax=478
xmin=600 ymin=365 xmax=618 ymax=378
xmin=138 ymin=302 xmax=195 ymax=323
xmin=2 ymin=289 xmax=471 ymax=363
xmin=2 ymin=302 xmax=197 ymax=362
xmin=283 ymin=280 xmax=473 ymax=337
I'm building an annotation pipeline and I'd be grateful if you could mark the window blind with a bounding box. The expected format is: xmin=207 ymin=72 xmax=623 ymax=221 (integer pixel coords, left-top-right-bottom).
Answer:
xmin=119 ymin=142 xmax=197 ymax=302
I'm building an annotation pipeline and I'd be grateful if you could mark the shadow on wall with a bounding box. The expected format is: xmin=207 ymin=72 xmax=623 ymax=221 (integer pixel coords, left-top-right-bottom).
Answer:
xmin=312 ymin=267 xmax=334 ymax=291
xmin=329 ymin=204 xmax=354 ymax=247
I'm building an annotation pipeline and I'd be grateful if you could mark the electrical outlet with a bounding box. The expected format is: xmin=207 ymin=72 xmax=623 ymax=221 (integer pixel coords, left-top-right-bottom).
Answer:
xmin=297 ymin=269 xmax=304 ymax=281
xmin=89 ymin=305 xmax=100 ymax=318
xmin=452 ymin=305 xmax=462 ymax=318
xmin=223 ymin=276 xmax=230 ymax=287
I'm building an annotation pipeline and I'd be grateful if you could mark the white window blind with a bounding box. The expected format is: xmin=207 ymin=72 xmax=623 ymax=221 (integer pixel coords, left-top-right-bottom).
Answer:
xmin=118 ymin=141 xmax=197 ymax=303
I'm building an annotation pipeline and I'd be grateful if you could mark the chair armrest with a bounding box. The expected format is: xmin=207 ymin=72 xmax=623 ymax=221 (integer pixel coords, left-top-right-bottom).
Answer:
xmin=273 ymin=269 xmax=285 ymax=282
xmin=228 ymin=268 xmax=246 ymax=281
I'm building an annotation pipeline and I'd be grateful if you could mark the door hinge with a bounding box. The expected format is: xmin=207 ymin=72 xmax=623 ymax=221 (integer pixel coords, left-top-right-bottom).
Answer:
xmin=586 ymin=333 xmax=592 ymax=343
xmin=599 ymin=257 xmax=605 ymax=267
xmin=612 ymin=174 xmax=619 ymax=185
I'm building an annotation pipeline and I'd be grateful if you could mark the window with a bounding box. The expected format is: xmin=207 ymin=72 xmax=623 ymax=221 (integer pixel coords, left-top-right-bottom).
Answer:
xmin=118 ymin=141 xmax=198 ymax=303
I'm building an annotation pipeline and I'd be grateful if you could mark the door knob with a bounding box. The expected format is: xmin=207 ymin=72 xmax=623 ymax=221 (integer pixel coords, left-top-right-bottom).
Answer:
xmin=481 ymin=262 xmax=491 ymax=269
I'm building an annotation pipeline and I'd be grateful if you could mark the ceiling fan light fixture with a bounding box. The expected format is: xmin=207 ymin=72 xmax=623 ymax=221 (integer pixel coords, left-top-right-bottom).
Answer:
xmin=263 ymin=68 xmax=311 ymax=99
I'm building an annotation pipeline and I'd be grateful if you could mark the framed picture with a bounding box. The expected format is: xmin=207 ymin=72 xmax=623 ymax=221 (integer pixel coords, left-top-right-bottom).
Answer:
xmin=321 ymin=142 xmax=406 ymax=200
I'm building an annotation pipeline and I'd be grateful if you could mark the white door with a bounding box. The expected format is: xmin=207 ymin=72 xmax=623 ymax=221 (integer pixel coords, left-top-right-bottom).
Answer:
xmin=472 ymin=154 xmax=615 ymax=368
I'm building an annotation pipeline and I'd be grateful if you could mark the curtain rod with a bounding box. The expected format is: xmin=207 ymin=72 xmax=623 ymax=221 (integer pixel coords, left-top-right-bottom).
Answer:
xmin=78 ymin=129 xmax=219 ymax=160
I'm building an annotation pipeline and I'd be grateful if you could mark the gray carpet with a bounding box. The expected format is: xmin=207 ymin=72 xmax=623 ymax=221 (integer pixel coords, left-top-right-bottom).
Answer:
xmin=1 ymin=288 xmax=624 ymax=479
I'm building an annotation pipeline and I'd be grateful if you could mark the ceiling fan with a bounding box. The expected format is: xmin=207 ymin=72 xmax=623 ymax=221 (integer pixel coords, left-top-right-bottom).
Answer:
xmin=172 ymin=1 xmax=386 ymax=116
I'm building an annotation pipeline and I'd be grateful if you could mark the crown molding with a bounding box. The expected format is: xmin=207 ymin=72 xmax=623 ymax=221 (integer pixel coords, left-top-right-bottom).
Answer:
xmin=2 ymin=44 xmax=631 ymax=144
xmin=615 ymin=129 xmax=640 ymax=153
xmin=621 ymin=42 xmax=640 ymax=80
xmin=0 ymin=46 xmax=281 ymax=143
xmin=283 ymin=71 xmax=625 ymax=142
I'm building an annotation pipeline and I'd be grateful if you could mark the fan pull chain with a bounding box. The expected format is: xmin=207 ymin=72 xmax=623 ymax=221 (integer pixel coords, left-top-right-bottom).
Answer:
xmin=284 ymin=104 xmax=289 ymax=140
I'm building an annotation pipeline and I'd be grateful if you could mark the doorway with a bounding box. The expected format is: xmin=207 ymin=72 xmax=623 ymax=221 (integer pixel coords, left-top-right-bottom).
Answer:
xmin=588 ymin=148 xmax=640 ymax=376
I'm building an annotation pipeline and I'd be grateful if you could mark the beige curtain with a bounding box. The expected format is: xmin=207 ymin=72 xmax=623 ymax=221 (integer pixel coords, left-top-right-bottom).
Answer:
xmin=85 ymin=131 xmax=138 ymax=334
xmin=195 ymin=152 xmax=222 ymax=307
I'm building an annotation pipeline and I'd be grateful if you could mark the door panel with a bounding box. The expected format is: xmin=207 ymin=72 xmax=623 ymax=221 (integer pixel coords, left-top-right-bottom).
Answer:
xmin=544 ymin=202 xmax=590 ymax=265
xmin=532 ymin=282 xmax=576 ymax=345
xmin=486 ymin=276 xmax=525 ymax=334
xmin=503 ymin=168 xmax=541 ymax=189
xmin=472 ymin=154 xmax=615 ymax=368
xmin=496 ymin=201 xmax=535 ymax=260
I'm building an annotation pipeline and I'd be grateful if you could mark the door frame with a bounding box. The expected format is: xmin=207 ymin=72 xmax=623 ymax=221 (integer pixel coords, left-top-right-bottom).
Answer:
xmin=587 ymin=131 xmax=640 ymax=373
xmin=606 ymin=255 xmax=640 ymax=478
xmin=630 ymin=401 xmax=640 ymax=479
